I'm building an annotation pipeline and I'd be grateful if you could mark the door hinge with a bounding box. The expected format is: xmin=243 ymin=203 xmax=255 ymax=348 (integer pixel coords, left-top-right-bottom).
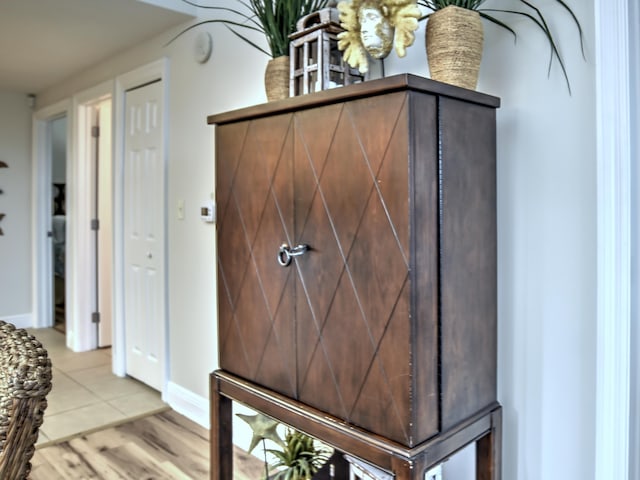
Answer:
xmin=91 ymin=218 xmax=100 ymax=231
xmin=92 ymin=312 xmax=100 ymax=324
xmin=91 ymin=126 xmax=100 ymax=138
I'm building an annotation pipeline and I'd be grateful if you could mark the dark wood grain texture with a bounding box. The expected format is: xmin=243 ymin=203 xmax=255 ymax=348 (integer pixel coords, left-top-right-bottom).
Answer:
xmin=211 ymin=376 xmax=233 ymax=480
xmin=211 ymin=74 xmax=501 ymax=479
xmin=440 ymin=97 xmax=498 ymax=430
xmin=214 ymin=371 xmax=501 ymax=479
xmin=208 ymin=74 xmax=499 ymax=126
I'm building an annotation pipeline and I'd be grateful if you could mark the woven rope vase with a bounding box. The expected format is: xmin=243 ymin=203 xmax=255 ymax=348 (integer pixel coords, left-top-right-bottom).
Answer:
xmin=264 ymin=56 xmax=290 ymax=102
xmin=426 ymin=5 xmax=484 ymax=90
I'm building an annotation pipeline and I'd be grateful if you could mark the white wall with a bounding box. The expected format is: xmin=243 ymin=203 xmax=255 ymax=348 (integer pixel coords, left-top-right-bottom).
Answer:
xmin=382 ymin=1 xmax=597 ymax=478
xmin=37 ymin=9 xmax=270 ymax=412
xmin=630 ymin=1 xmax=640 ymax=478
xmin=35 ymin=0 xmax=598 ymax=478
xmin=0 ymin=92 xmax=33 ymax=324
xmin=163 ymin=23 xmax=267 ymax=399
xmin=488 ymin=3 xmax=597 ymax=477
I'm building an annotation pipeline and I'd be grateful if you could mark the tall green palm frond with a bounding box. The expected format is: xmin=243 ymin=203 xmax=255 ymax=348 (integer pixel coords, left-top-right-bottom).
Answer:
xmin=167 ymin=0 xmax=328 ymax=58
xmin=418 ymin=0 xmax=584 ymax=93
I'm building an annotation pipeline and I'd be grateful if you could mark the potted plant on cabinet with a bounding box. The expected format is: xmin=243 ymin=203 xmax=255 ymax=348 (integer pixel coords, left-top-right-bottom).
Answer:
xmin=237 ymin=413 xmax=332 ymax=479
xmin=170 ymin=0 xmax=329 ymax=100
xmin=266 ymin=428 xmax=332 ymax=480
xmin=418 ymin=0 xmax=584 ymax=92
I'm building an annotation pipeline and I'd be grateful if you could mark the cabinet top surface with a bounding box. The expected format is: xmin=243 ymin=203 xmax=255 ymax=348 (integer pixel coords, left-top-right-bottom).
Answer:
xmin=207 ymin=74 xmax=500 ymax=126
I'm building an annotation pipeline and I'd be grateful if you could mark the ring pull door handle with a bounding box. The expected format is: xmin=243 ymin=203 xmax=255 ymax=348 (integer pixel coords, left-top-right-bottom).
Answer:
xmin=277 ymin=243 xmax=309 ymax=267
xmin=277 ymin=244 xmax=292 ymax=267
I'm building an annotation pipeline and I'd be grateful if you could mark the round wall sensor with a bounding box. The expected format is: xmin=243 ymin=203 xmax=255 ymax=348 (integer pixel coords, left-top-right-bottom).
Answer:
xmin=194 ymin=31 xmax=213 ymax=64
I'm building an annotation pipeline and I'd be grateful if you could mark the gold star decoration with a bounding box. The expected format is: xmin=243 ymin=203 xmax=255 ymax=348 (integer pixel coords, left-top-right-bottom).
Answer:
xmin=236 ymin=412 xmax=285 ymax=454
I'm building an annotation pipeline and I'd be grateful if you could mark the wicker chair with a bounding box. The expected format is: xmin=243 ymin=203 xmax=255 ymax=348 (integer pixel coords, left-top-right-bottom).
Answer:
xmin=0 ymin=321 xmax=52 ymax=479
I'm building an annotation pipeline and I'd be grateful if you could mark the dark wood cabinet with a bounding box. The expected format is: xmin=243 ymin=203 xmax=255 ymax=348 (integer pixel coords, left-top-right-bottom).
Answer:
xmin=209 ymin=74 xmax=502 ymax=479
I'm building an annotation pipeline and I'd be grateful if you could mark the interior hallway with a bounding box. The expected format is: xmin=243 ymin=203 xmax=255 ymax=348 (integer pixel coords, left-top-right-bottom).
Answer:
xmin=30 ymin=328 xmax=168 ymax=446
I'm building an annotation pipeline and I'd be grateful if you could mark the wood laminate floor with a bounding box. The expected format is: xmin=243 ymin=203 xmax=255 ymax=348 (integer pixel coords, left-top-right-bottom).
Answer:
xmin=31 ymin=410 xmax=265 ymax=480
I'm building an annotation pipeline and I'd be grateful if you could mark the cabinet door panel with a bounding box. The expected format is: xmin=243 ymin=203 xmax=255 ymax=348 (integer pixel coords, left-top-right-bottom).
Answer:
xmin=294 ymin=94 xmax=416 ymax=444
xmin=216 ymin=114 xmax=296 ymax=397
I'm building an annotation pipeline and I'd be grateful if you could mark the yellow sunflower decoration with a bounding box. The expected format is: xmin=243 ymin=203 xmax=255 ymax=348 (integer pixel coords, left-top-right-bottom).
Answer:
xmin=337 ymin=0 xmax=421 ymax=73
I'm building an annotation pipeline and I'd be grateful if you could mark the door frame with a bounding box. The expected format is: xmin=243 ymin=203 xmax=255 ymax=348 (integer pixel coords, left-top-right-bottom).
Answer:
xmin=96 ymin=99 xmax=114 ymax=348
xmin=32 ymin=84 xmax=115 ymax=351
xmin=69 ymin=81 xmax=114 ymax=352
xmin=594 ymin=0 xmax=636 ymax=478
xmin=32 ymin=100 xmax=71 ymax=329
xmin=113 ymin=58 xmax=169 ymax=396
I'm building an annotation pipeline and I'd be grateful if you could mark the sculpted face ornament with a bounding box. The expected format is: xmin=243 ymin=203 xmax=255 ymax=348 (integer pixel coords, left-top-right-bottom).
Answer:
xmin=358 ymin=3 xmax=394 ymax=59
xmin=337 ymin=0 xmax=420 ymax=73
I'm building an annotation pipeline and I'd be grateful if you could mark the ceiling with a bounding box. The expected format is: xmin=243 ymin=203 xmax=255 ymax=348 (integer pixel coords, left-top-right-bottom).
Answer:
xmin=0 ymin=0 xmax=194 ymax=94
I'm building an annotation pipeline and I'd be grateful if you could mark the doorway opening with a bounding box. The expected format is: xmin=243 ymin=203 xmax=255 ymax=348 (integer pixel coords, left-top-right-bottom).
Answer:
xmin=36 ymin=62 xmax=169 ymax=398
xmin=34 ymin=86 xmax=115 ymax=353
xmin=33 ymin=99 xmax=70 ymax=332
xmin=50 ymin=116 xmax=67 ymax=334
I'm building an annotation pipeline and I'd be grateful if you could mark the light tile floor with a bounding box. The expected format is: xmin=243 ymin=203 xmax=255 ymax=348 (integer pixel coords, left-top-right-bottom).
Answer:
xmin=30 ymin=328 xmax=169 ymax=447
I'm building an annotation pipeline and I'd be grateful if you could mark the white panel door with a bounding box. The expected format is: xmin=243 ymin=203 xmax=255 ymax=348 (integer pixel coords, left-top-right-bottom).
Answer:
xmin=123 ymin=81 xmax=165 ymax=391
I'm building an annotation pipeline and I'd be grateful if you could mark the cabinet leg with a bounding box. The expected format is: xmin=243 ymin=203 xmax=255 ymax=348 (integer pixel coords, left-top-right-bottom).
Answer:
xmin=391 ymin=456 xmax=429 ymax=480
xmin=476 ymin=407 xmax=502 ymax=480
xmin=210 ymin=376 xmax=233 ymax=480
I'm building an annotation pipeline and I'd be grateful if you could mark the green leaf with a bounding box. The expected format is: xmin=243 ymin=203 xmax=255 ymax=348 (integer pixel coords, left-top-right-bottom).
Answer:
xmin=169 ymin=0 xmax=329 ymax=58
xmin=418 ymin=0 xmax=584 ymax=93
xmin=552 ymin=0 xmax=585 ymax=59
xmin=482 ymin=5 xmax=572 ymax=94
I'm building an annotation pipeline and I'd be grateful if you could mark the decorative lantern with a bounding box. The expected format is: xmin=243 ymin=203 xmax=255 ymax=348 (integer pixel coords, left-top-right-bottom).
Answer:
xmin=289 ymin=8 xmax=365 ymax=97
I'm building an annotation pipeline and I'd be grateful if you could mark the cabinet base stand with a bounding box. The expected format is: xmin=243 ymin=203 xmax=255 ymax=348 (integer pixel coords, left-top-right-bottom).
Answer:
xmin=210 ymin=371 xmax=502 ymax=480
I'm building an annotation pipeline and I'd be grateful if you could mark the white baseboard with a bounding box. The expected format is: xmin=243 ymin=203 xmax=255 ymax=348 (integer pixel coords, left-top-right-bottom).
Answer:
xmin=3 ymin=313 xmax=33 ymax=329
xmin=164 ymin=382 xmax=282 ymax=457
xmin=166 ymin=381 xmax=209 ymax=429
xmin=164 ymin=382 xmax=258 ymax=454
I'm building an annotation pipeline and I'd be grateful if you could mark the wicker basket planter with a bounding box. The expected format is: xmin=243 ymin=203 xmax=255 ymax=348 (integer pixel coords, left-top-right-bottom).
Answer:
xmin=265 ymin=56 xmax=290 ymax=101
xmin=426 ymin=5 xmax=484 ymax=90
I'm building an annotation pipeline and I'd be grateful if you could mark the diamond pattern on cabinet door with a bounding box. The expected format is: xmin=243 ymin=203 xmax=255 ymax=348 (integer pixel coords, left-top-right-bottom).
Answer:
xmin=255 ymin=272 xmax=296 ymax=397
xmin=343 ymin=92 xmax=407 ymax=181
xmin=293 ymin=104 xmax=343 ymax=233
xmin=218 ymin=264 xmax=251 ymax=377
xmin=315 ymin=110 xmax=373 ymax=255
xmin=216 ymin=122 xmax=249 ymax=227
xmin=294 ymin=94 xmax=411 ymax=437
xmin=217 ymin=113 xmax=296 ymax=392
xmin=218 ymin=197 xmax=252 ymax=378
xmin=251 ymin=180 xmax=296 ymax=396
xmin=347 ymin=189 xmax=408 ymax=345
xmin=294 ymin=194 xmax=346 ymax=385
xmin=350 ymin=280 xmax=412 ymax=445
xmin=362 ymin=99 xmax=410 ymax=260
xmin=232 ymin=115 xmax=293 ymax=247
